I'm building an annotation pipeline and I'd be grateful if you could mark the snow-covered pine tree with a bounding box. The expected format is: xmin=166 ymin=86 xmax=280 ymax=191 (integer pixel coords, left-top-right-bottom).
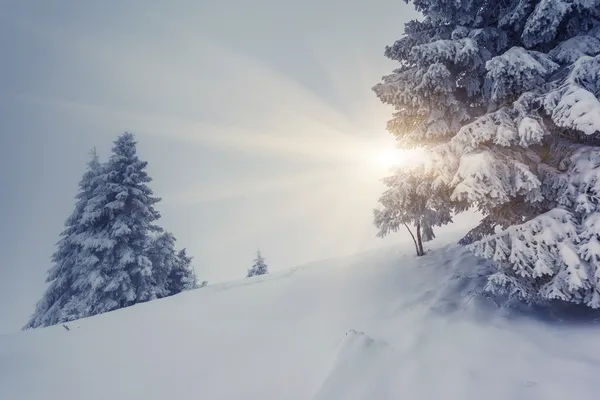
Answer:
xmin=371 ymin=0 xmax=491 ymax=255
xmin=23 ymin=149 xmax=103 ymax=329
xmin=147 ymin=232 xmax=199 ymax=296
xmin=373 ymin=166 xmax=454 ymax=256
xmin=168 ymin=248 xmax=199 ymax=294
xmin=375 ymin=0 xmax=600 ymax=306
xmin=146 ymin=232 xmax=180 ymax=297
xmin=247 ymin=250 xmax=268 ymax=277
xmin=62 ymin=133 xmax=163 ymax=320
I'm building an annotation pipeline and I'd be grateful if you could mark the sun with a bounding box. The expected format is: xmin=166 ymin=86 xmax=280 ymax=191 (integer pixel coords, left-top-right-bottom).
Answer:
xmin=374 ymin=148 xmax=404 ymax=168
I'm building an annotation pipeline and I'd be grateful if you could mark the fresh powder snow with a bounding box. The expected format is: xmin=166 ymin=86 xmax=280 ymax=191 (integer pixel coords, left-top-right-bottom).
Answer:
xmin=2 ymin=241 xmax=600 ymax=399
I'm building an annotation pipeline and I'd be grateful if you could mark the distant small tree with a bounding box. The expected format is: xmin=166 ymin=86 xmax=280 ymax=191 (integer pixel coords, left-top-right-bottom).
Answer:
xmin=247 ymin=250 xmax=268 ymax=277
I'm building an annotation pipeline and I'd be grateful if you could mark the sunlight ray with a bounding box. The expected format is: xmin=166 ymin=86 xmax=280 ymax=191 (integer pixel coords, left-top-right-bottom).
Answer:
xmin=165 ymin=167 xmax=353 ymax=205
xmin=10 ymin=11 xmax=410 ymax=176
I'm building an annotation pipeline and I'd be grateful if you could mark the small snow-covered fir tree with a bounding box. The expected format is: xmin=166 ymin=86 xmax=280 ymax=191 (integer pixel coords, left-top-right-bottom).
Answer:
xmin=167 ymin=248 xmax=199 ymax=294
xmin=62 ymin=133 xmax=163 ymax=320
xmin=147 ymin=232 xmax=199 ymax=295
xmin=374 ymin=0 xmax=600 ymax=305
xmin=247 ymin=250 xmax=268 ymax=277
xmin=24 ymin=149 xmax=102 ymax=329
xmin=146 ymin=232 xmax=180 ymax=297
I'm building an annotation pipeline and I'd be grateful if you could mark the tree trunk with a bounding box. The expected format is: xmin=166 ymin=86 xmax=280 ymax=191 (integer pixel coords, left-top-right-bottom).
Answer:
xmin=416 ymin=222 xmax=424 ymax=256
xmin=403 ymin=223 xmax=421 ymax=256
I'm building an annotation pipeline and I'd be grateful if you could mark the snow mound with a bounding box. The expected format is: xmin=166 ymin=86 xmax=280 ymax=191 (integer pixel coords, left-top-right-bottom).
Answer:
xmin=3 ymin=245 xmax=600 ymax=399
xmin=313 ymin=330 xmax=396 ymax=399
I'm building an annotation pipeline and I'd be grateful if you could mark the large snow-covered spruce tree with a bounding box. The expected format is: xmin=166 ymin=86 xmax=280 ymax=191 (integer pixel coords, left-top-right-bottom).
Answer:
xmin=26 ymin=133 xmax=202 ymax=329
xmin=63 ymin=133 xmax=163 ymax=320
xmin=374 ymin=0 xmax=600 ymax=305
xmin=247 ymin=250 xmax=268 ymax=278
xmin=23 ymin=149 xmax=103 ymax=329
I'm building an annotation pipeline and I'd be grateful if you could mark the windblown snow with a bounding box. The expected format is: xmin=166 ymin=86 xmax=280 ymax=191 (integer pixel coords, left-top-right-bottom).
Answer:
xmin=2 ymin=244 xmax=600 ymax=399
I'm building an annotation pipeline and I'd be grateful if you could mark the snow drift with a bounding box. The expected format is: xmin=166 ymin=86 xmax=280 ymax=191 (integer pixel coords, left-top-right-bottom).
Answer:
xmin=313 ymin=330 xmax=396 ymax=400
xmin=2 ymin=245 xmax=600 ymax=399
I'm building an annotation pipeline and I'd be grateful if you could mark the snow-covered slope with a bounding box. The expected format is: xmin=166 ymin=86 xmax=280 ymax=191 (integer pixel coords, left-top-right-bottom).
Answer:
xmin=2 ymin=245 xmax=600 ymax=400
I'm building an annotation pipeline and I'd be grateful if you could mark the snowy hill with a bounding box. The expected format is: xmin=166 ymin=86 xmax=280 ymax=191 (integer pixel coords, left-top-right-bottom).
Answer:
xmin=2 ymin=245 xmax=600 ymax=400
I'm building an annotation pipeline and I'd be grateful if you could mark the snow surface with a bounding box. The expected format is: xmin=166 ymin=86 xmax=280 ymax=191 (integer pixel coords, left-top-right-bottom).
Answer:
xmin=3 ymin=243 xmax=600 ymax=399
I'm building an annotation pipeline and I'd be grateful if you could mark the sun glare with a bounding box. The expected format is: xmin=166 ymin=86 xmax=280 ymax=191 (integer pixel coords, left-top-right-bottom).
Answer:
xmin=374 ymin=148 xmax=404 ymax=168
xmin=364 ymin=145 xmax=429 ymax=177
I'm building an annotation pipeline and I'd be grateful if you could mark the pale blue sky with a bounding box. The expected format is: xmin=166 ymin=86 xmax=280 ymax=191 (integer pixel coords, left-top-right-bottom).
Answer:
xmin=0 ymin=0 xmax=437 ymax=332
